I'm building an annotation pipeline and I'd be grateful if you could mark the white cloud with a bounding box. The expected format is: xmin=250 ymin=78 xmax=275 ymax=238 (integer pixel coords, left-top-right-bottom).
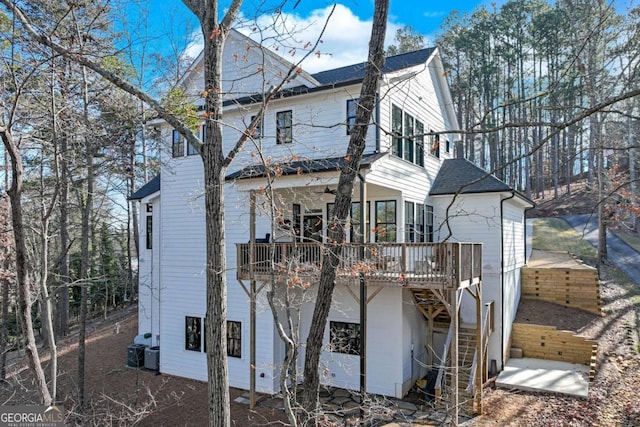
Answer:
xmin=239 ymin=3 xmax=392 ymax=73
xmin=181 ymin=3 xmax=425 ymax=74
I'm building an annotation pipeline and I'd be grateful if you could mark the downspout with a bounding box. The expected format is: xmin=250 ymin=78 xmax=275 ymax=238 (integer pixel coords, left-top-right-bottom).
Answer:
xmin=157 ymin=197 xmax=162 ymax=350
xmin=358 ymin=172 xmax=367 ymax=394
xmin=499 ymin=190 xmax=516 ymax=371
xmin=375 ymin=93 xmax=381 ymax=152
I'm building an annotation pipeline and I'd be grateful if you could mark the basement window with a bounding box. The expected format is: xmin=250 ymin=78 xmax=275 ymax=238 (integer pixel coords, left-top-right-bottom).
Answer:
xmin=329 ymin=321 xmax=360 ymax=355
xmin=227 ymin=321 xmax=242 ymax=358
xmin=185 ymin=316 xmax=202 ymax=352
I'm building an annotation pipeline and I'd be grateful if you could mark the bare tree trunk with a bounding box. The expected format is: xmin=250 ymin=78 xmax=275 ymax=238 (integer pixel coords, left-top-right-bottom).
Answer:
xmin=300 ymin=1 xmax=388 ymax=421
xmin=38 ymin=156 xmax=58 ymax=402
xmin=1 ymin=129 xmax=52 ymax=405
xmin=38 ymin=218 xmax=57 ymax=402
xmin=1 ymin=151 xmax=9 ymax=381
xmin=0 ymin=274 xmax=7 ymax=381
xmin=77 ymin=65 xmax=93 ymax=410
xmin=57 ymin=144 xmax=70 ymax=336
xmin=201 ymin=17 xmax=230 ymax=427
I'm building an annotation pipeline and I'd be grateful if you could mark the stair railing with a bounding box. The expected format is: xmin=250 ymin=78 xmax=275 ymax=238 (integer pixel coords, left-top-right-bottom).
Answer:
xmin=434 ymin=321 xmax=454 ymax=402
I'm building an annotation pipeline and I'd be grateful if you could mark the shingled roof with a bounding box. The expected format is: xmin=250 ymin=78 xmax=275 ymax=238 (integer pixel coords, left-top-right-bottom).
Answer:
xmin=311 ymin=47 xmax=436 ymax=86
xmin=129 ymin=174 xmax=160 ymax=200
xmin=429 ymin=158 xmax=512 ymax=196
xmin=226 ymin=152 xmax=387 ymax=181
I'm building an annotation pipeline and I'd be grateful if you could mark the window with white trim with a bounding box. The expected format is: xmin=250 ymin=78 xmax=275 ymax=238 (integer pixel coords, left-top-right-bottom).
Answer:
xmin=329 ymin=321 xmax=360 ymax=355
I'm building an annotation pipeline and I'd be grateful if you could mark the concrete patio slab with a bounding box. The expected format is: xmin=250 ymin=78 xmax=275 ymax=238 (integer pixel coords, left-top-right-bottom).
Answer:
xmin=496 ymin=357 xmax=590 ymax=398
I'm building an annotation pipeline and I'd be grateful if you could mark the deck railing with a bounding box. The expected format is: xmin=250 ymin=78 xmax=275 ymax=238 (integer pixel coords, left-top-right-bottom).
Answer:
xmin=236 ymin=242 xmax=482 ymax=286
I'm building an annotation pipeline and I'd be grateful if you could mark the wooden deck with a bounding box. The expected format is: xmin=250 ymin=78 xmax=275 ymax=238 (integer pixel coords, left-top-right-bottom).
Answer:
xmin=236 ymin=242 xmax=482 ymax=288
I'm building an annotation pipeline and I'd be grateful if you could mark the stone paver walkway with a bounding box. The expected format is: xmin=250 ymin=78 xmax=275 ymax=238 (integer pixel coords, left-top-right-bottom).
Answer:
xmin=237 ymin=386 xmax=472 ymax=426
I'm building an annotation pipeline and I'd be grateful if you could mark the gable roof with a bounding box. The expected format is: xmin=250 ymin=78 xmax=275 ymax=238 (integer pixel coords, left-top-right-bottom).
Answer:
xmin=129 ymin=175 xmax=160 ymax=200
xmin=311 ymin=47 xmax=436 ymax=86
xmin=226 ymin=152 xmax=387 ymax=181
xmin=429 ymin=158 xmax=512 ymax=195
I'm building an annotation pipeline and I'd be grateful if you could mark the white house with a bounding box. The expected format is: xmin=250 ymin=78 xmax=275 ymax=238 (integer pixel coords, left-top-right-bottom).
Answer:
xmin=129 ymin=29 xmax=532 ymax=409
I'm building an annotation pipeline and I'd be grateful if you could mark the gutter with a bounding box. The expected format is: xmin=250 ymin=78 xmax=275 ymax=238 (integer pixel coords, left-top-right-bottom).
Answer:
xmin=499 ymin=190 xmax=516 ymax=371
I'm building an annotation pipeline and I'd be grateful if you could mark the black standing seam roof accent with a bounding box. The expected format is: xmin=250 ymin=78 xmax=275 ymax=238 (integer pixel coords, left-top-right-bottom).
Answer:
xmin=429 ymin=158 xmax=512 ymax=195
xmin=128 ymin=174 xmax=160 ymax=200
xmin=225 ymin=152 xmax=387 ymax=181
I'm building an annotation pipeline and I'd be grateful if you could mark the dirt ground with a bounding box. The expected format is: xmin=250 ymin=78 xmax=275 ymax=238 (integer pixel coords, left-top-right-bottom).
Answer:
xmin=1 ymin=306 xmax=286 ymax=426
xmin=2 ymin=262 xmax=639 ymax=426
xmin=468 ymin=264 xmax=640 ymax=427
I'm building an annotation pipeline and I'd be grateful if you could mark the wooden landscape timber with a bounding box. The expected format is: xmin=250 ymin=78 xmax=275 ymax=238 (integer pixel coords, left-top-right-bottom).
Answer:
xmin=510 ymin=323 xmax=598 ymax=380
xmin=522 ymin=251 xmax=601 ymax=315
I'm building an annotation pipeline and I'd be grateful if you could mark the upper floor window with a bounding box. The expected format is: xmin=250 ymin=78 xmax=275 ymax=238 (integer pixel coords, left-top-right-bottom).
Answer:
xmin=415 ymin=121 xmax=425 ymax=167
xmin=375 ymin=200 xmax=396 ymax=242
xmin=430 ymin=133 xmax=440 ymax=158
xmin=346 ymin=99 xmax=358 ymax=135
xmin=187 ymin=129 xmax=199 ymax=156
xmin=392 ymin=105 xmax=403 ymax=157
xmin=276 ymin=110 xmax=293 ymax=144
xmin=250 ymin=115 xmax=263 ymax=138
xmin=172 ymin=130 xmax=184 ymax=157
xmin=391 ymin=104 xmax=426 ymax=166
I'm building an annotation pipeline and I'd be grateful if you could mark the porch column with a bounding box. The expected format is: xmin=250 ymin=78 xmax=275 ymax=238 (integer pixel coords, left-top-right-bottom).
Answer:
xmin=450 ymin=287 xmax=459 ymax=426
xmin=249 ymin=191 xmax=257 ymax=408
xmin=359 ymin=174 xmax=367 ymax=394
xmin=475 ymin=282 xmax=483 ymax=415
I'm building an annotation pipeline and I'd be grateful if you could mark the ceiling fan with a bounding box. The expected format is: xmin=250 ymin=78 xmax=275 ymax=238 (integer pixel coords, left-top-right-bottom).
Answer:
xmin=314 ymin=186 xmax=337 ymax=195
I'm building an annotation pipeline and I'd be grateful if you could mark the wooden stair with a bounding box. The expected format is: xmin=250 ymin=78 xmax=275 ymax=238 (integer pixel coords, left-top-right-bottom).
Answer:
xmin=444 ymin=328 xmax=477 ymax=414
xmin=411 ymin=288 xmax=451 ymax=330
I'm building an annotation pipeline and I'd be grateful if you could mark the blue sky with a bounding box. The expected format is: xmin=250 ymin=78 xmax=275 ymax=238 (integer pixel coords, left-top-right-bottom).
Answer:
xmin=125 ymin=0 xmax=486 ymax=75
xmin=123 ymin=0 xmax=637 ymax=77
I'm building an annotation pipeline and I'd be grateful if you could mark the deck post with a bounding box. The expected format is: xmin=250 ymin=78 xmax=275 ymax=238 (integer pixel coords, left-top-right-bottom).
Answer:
xmin=450 ymin=287 xmax=459 ymax=426
xmin=249 ymin=191 xmax=256 ymax=408
xmin=475 ymin=282 xmax=483 ymax=414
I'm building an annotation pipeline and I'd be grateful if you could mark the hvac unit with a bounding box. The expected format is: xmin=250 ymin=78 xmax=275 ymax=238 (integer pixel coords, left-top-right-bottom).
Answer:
xmin=144 ymin=346 xmax=160 ymax=371
xmin=127 ymin=344 xmax=146 ymax=368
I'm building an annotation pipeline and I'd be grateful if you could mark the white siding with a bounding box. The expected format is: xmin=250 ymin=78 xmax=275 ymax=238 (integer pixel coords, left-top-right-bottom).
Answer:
xmin=146 ymin=45 xmax=468 ymax=396
xmin=138 ymin=195 xmax=160 ymax=346
xmin=501 ymin=198 xmax=528 ymax=368
xmin=181 ymin=30 xmax=318 ymax=104
xmin=402 ymin=289 xmax=427 ymax=395
xmin=431 ymin=193 xmax=505 ymax=365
